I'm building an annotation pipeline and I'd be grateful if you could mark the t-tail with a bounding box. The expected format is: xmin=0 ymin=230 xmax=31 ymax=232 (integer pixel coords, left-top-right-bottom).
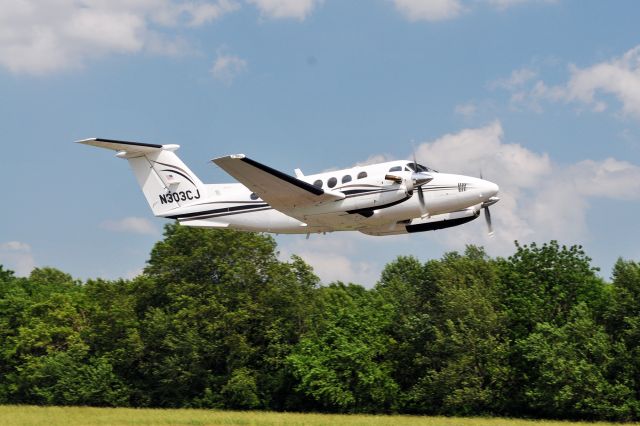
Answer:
xmin=78 ymin=138 xmax=205 ymax=216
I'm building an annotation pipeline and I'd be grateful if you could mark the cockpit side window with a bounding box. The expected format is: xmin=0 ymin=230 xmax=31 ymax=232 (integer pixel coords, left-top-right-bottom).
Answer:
xmin=406 ymin=162 xmax=435 ymax=173
xmin=357 ymin=171 xmax=368 ymax=179
xmin=388 ymin=166 xmax=402 ymax=172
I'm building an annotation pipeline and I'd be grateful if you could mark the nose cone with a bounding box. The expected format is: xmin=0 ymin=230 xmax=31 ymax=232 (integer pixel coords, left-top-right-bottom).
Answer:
xmin=483 ymin=180 xmax=499 ymax=197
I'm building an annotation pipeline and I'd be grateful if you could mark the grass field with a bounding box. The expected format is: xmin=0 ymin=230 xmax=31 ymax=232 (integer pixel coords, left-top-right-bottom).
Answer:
xmin=1 ymin=406 xmax=639 ymax=426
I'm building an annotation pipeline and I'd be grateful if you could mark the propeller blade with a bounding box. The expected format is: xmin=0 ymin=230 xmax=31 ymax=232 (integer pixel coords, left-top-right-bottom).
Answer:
xmin=484 ymin=206 xmax=493 ymax=236
xmin=418 ymin=186 xmax=425 ymax=209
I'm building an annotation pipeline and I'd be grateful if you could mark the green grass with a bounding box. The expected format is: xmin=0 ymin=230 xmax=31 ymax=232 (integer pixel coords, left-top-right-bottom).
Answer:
xmin=0 ymin=406 xmax=637 ymax=426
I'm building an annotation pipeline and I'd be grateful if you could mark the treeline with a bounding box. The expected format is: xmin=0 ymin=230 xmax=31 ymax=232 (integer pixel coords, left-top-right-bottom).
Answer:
xmin=1 ymin=224 xmax=640 ymax=421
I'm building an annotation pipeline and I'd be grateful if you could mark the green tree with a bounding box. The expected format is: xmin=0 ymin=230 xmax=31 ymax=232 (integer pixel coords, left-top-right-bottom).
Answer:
xmin=404 ymin=247 xmax=510 ymax=415
xmin=605 ymin=259 xmax=640 ymax=414
xmin=519 ymin=303 xmax=635 ymax=420
xmin=287 ymin=283 xmax=399 ymax=412
xmin=134 ymin=224 xmax=318 ymax=409
xmin=0 ymin=268 xmax=127 ymax=406
xmin=498 ymin=241 xmax=607 ymax=338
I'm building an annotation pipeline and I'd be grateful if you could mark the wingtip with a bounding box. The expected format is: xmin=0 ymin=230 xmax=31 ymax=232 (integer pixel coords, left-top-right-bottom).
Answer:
xmin=211 ymin=154 xmax=246 ymax=163
xmin=76 ymin=137 xmax=98 ymax=144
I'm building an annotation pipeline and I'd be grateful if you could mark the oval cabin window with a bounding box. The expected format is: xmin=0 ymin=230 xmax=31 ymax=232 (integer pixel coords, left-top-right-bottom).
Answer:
xmin=327 ymin=177 xmax=337 ymax=188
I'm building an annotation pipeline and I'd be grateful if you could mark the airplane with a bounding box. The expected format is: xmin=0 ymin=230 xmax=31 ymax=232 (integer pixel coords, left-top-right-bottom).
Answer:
xmin=78 ymin=138 xmax=500 ymax=237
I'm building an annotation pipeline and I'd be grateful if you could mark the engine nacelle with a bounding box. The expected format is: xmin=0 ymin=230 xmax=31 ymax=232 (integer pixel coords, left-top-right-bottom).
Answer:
xmin=359 ymin=206 xmax=480 ymax=236
xmin=405 ymin=207 xmax=480 ymax=233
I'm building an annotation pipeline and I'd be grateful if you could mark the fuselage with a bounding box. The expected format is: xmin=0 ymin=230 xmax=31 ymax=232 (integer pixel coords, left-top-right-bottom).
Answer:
xmin=161 ymin=160 xmax=500 ymax=236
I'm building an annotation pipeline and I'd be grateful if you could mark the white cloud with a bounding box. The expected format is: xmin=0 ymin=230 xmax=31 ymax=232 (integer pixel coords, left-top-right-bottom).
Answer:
xmin=280 ymin=234 xmax=380 ymax=286
xmin=489 ymin=67 xmax=537 ymax=91
xmin=415 ymin=121 xmax=549 ymax=249
xmin=125 ymin=267 xmax=145 ymax=279
xmin=413 ymin=121 xmax=640 ymax=252
xmin=101 ymin=217 xmax=159 ymax=235
xmin=454 ymin=101 xmax=477 ymax=117
xmin=211 ymin=50 xmax=247 ymax=83
xmin=488 ymin=0 xmax=557 ymax=11
xmin=0 ymin=241 xmax=36 ymax=276
xmin=496 ymin=46 xmax=640 ymax=119
xmin=354 ymin=154 xmax=395 ymax=167
xmin=393 ymin=0 xmax=465 ymax=22
xmin=247 ymin=0 xmax=321 ymax=20
xmin=0 ymin=0 xmax=237 ymax=75
xmin=392 ymin=0 xmax=556 ymax=22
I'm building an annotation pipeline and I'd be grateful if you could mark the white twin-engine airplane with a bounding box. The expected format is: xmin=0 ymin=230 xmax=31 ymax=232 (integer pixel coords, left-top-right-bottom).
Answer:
xmin=79 ymin=138 xmax=500 ymax=236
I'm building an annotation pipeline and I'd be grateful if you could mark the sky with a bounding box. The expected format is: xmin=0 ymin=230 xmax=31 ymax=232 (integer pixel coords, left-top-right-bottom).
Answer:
xmin=2 ymin=0 xmax=640 ymax=286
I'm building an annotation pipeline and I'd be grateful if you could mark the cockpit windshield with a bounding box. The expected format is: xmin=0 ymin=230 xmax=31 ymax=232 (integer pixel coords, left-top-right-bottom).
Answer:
xmin=406 ymin=162 xmax=437 ymax=173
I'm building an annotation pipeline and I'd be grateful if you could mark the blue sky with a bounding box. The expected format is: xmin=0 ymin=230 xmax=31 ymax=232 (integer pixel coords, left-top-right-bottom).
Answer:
xmin=1 ymin=0 xmax=640 ymax=286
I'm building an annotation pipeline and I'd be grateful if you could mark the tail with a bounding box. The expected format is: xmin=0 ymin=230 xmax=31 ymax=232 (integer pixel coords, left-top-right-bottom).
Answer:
xmin=78 ymin=138 xmax=205 ymax=216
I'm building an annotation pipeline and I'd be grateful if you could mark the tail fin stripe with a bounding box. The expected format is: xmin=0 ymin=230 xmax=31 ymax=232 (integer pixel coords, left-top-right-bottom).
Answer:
xmin=153 ymin=160 xmax=192 ymax=175
xmin=160 ymin=169 xmax=196 ymax=186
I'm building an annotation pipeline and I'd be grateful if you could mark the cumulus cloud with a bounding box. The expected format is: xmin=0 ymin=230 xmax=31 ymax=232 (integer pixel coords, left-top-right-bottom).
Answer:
xmin=101 ymin=217 xmax=159 ymax=235
xmin=496 ymin=46 xmax=640 ymax=119
xmin=413 ymin=121 xmax=640 ymax=251
xmin=393 ymin=0 xmax=464 ymax=22
xmin=392 ymin=0 xmax=555 ymax=22
xmin=211 ymin=50 xmax=247 ymax=83
xmin=0 ymin=241 xmax=36 ymax=276
xmin=454 ymin=101 xmax=477 ymax=117
xmin=280 ymin=235 xmax=380 ymax=286
xmin=0 ymin=0 xmax=238 ymax=75
xmin=247 ymin=0 xmax=322 ymax=20
xmin=489 ymin=67 xmax=538 ymax=91
xmin=354 ymin=153 xmax=395 ymax=167
xmin=488 ymin=0 xmax=557 ymax=11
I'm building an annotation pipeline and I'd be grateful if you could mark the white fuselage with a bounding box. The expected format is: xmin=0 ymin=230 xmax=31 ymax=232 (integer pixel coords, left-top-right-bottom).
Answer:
xmin=161 ymin=160 xmax=499 ymax=236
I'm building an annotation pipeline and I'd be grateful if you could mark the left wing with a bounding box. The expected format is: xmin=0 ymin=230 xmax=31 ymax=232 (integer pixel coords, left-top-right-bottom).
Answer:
xmin=212 ymin=155 xmax=345 ymax=214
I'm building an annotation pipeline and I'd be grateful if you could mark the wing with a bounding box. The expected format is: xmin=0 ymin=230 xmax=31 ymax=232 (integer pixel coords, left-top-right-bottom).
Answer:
xmin=212 ymin=155 xmax=344 ymax=213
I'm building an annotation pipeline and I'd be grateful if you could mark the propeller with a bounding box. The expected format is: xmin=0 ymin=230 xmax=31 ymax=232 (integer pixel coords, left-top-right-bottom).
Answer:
xmin=480 ymin=169 xmax=495 ymax=236
xmin=384 ymin=148 xmax=433 ymax=214
xmin=484 ymin=204 xmax=493 ymax=236
xmin=413 ymin=150 xmax=427 ymax=211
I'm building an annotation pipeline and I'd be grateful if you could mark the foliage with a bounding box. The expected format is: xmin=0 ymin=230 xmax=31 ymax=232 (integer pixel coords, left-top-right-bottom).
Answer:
xmin=1 ymin=229 xmax=640 ymax=421
xmin=286 ymin=283 xmax=398 ymax=412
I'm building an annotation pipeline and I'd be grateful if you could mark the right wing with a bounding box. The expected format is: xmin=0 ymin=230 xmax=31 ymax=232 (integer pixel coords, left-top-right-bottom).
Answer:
xmin=212 ymin=155 xmax=344 ymax=214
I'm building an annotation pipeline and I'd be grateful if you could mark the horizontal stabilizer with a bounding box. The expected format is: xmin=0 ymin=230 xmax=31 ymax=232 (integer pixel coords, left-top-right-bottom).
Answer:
xmin=77 ymin=138 xmax=177 ymax=155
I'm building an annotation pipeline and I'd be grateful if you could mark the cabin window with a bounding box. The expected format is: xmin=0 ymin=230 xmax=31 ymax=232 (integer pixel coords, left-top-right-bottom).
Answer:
xmin=388 ymin=166 xmax=402 ymax=172
xmin=327 ymin=177 xmax=337 ymax=188
xmin=342 ymin=175 xmax=352 ymax=184
xmin=313 ymin=179 xmax=323 ymax=188
xmin=357 ymin=171 xmax=367 ymax=179
xmin=250 ymin=192 xmax=259 ymax=200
